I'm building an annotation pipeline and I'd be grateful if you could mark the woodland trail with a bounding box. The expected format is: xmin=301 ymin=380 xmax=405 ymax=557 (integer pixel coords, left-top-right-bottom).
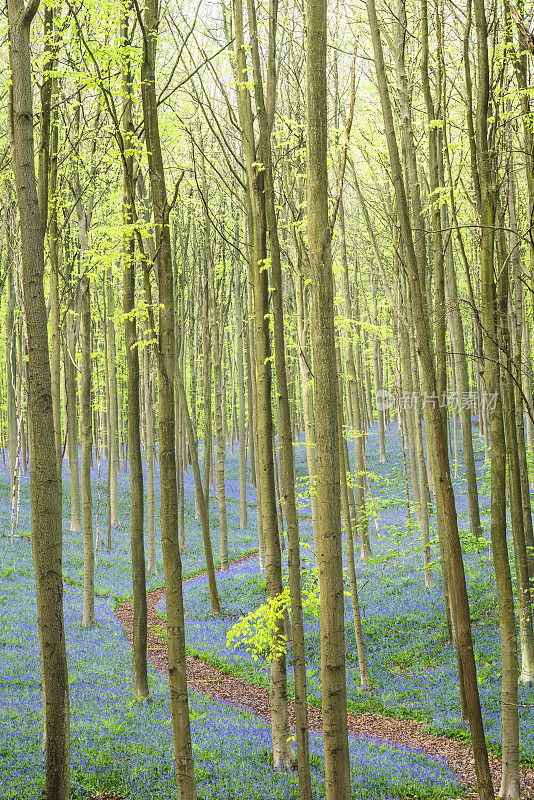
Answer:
xmin=116 ymin=555 xmax=534 ymax=800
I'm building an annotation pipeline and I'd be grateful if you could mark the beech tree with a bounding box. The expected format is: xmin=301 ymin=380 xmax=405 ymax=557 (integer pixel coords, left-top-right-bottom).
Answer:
xmin=307 ymin=0 xmax=351 ymax=796
xmin=7 ymin=0 xmax=70 ymax=796
xmin=140 ymin=0 xmax=197 ymax=792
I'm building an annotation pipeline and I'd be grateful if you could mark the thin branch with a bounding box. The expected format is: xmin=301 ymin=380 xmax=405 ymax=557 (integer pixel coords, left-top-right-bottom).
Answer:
xmin=509 ymin=2 xmax=534 ymax=53
xmin=329 ymin=36 xmax=358 ymax=235
xmin=21 ymin=0 xmax=40 ymax=26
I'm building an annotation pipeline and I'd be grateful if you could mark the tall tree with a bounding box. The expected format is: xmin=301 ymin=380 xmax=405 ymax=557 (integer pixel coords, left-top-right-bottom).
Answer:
xmin=364 ymin=0 xmax=495 ymax=795
xmin=140 ymin=0 xmax=197 ymax=792
xmin=246 ymin=0 xmax=312 ymax=789
xmin=121 ymin=6 xmax=149 ymax=700
xmin=306 ymin=0 xmax=351 ymax=797
xmin=232 ymin=0 xmax=295 ymax=768
xmin=7 ymin=0 xmax=70 ymax=794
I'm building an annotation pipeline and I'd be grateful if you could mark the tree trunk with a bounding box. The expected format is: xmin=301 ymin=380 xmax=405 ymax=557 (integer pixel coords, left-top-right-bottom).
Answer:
xmin=143 ymin=327 xmax=157 ymax=574
xmin=202 ymin=244 xmax=212 ymax=502
xmin=80 ymin=275 xmax=95 ymax=628
xmin=294 ymin=265 xmax=319 ymax=557
xmin=399 ymin=300 xmax=433 ymax=589
xmin=49 ymin=87 xmax=62 ymax=488
xmin=247 ymin=1 xmax=311 ymax=783
xmin=107 ymin=266 xmax=120 ymax=524
xmin=7 ymin=1 xmax=71 ymax=793
xmin=64 ymin=265 xmax=81 ymax=532
xmin=306 ymin=0 xmax=351 ymax=794
xmin=365 ymin=2 xmax=494 ymax=795
xmin=235 ymin=258 xmax=248 ymax=529
xmin=140 ymin=1 xmax=198 ymax=791
xmin=244 ymin=268 xmax=256 ymax=488
xmin=508 ymin=141 xmax=534 ymax=584
xmin=339 ymin=206 xmax=371 ymax=560
xmin=122 ymin=12 xmax=149 ymax=699
xmin=371 ymin=271 xmax=386 ymax=463
xmin=5 ymin=216 xmax=17 ymax=507
xmin=337 ymin=347 xmax=370 ymax=689
xmin=233 ymin=0 xmax=294 ymax=766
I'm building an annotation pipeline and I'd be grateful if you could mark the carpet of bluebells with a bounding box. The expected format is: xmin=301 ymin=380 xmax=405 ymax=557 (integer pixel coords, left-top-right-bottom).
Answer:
xmin=157 ymin=424 xmax=534 ymax=764
xmin=0 ymin=422 xmax=501 ymax=798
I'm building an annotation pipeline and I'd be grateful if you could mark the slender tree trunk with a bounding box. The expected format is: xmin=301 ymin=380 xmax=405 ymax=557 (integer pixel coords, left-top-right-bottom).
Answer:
xmin=409 ymin=335 xmax=433 ymax=519
xmin=393 ymin=311 xmax=414 ymax=524
xmin=198 ymin=147 xmax=228 ymax=568
xmin=233 ymin=0 xmax=294 ymax=765
xmin=143 ymin=328 xmax=156 ymax=574
xmin=107 ymin=266 xmax=120 ymax=523
xmin=210 ymin=284 xmax=229 ymax=568
xmin=399 ymin=302 xmax=433 ymax=588
xmin=496 ymin=216 xmax=534 ymax=689
xmin=18 ymin=325 xmax=27 ymax=475
xmin=508 ymin=142 xmax=534 ymax=583
xmin=175 ymin=360 xmax=221 ymax=613
xmin=7 ymin=2 xmax=70 ymax=793
xmin=247 ymin=2 xmax=311 ymax=782
xmin=175 ymin=272 xmax=186 ymax=553
xmin=371 ymin=271 xmax=386 ymax=463
xmin=306 ymin=0 xmax=351 ymax=794
xmin=5 ymin=227 xmax=17 ymax=504
xmin=244 ymin=271 xmax=256 ymax=488
xmin=103 ymin=296 xmax=112 ymax=551
xmin=236 ymin=258 xmax=248 ymax=529
xmin=523 ymin=319 xmax=534 ymax=458
xmin=202 ymin=246 xmax=212 ymax=503
xmin=49 ymin=87 xmax=62 ymax=488
xmin=339 ymin=212 xmax=371 ymax=560
xmin=124 ymin=244 xmax=149 ymax=696
xmin=80 ymin=275 xmax=95 ymax=629
xmin=74 ymin=115 xmax=96 ymax=626
xmin=295 ymin=267 xmax=319 ymax=557
xmin=140 ymin=0 xmax=197 ymax=792
xmin=365 ymin=2 xmax=494 ymax=794
xmin=121 ymin=11 xmax=149 ymax=699
xmin=65 ymin=303 xmax=81 ymax=532
xmin=337 ymin=348 xmax=369 ymax=689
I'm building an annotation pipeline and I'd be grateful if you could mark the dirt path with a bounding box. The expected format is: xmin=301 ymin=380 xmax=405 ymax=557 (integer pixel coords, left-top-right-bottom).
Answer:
xmin=116 ymin=577 xmax=534 ymax=799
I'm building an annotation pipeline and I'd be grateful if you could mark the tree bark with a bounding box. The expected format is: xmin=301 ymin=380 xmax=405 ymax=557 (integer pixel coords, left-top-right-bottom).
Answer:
xmin=306 ymin=0 xmax=351 ymax=794
xmin=107 ymin=266 xmax=120 ymax=525
xmin=143 ymin=325 xmax=157 ymax=574
xmin=122 ymin=9 xmax=149 ymax=699
xmin=247 ymin=0 xmax=311 ymax=784
xmin=65 ymin=285 xmax=81 ymax=532
xmin=7 ymin=0 xmax=71 ymax=792
xmin=339 ymin=205 xmax=371 ymax=560
xmin=49 ymin=82 xmax=62 ymax=489
xmin=80 ymin=274 xmax=95 ymax=628
xmin=5 ymin=208 xmax=17 ymax=508
xmin=140 ymin=0 xmax=197 ymax=792
xmin=235 ymin=256 xmax=248 ymax=529
xmin=365 ymin=1 xmax=494 ymax=795
xmin=233 ymin=0 xmax=295 ymax=766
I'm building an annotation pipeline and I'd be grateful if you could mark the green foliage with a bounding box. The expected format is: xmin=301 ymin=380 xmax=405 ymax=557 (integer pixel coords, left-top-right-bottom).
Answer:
xmin=226 ymin=565 xmax=320 ymax=661
xmin=226 ymin=588 xmax=290 ymax=661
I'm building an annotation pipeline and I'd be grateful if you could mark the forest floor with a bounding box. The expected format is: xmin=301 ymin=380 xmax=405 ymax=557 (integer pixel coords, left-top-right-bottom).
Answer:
xmin=116 ymin=563 xmax=534 ymax=799
xmin=4 ymin=422 xmax=534 ymax=797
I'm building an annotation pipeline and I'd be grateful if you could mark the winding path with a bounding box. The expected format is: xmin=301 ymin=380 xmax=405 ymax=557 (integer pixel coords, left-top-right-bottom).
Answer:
xmin=116 ymin=556 xmax=534 ymax=799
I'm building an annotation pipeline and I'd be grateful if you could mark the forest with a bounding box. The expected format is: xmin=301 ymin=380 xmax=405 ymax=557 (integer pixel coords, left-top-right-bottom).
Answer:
xmin=2 ymin=0 xmax=534 ymax=797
